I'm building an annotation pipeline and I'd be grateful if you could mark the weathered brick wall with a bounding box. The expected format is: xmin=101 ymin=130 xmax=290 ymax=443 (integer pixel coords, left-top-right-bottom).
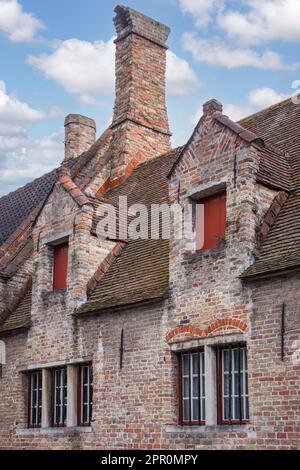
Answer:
xmin=247 ymin=273 xmax=300 ymax=449
xmin=168 ymin=102 xmax=261 ymax=337
xmin=1 ymin=276 xmax=298 ymax=450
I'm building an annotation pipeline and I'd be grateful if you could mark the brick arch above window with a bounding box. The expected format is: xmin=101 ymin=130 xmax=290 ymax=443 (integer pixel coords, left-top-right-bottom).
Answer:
xmin=165 ymin=319 xmax=248 ymax=344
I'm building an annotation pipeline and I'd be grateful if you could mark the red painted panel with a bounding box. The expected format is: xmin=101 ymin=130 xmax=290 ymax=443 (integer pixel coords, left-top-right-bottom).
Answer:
xmin=53 ymin=243 xmax=69 ymax=290
xmin=197 ymin=192 xmax=226 ymax=251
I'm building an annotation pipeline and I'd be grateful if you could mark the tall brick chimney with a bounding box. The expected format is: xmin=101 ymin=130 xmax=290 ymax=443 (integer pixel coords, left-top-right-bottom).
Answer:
xmin=110 ymin=5 xmax=171 ymax=180
xmin=64 ymin=114 xmax=96 ymax=162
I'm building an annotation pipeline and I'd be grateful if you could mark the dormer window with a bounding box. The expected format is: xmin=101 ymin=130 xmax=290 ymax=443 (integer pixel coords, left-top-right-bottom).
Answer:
xmin=53 ymin=242 xmax=69 ymax=291
xmin=196 ymin=192 xmax=226 ymax=251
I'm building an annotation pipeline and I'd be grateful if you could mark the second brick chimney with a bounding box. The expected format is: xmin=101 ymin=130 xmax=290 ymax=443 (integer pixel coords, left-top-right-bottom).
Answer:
xmin=64 ymin=114 xmax=96 ymax=162
xmin=109 ymin=6 xmax=172 ymax=180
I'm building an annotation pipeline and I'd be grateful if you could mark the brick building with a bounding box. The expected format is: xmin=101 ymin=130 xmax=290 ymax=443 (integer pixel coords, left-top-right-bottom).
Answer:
xmin=0 ymin=6 xmax=299 ymax=450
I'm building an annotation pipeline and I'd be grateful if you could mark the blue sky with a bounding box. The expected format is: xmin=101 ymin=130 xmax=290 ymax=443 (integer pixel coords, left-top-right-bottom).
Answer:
xmin=0 ymin=0 xmax=300 ymax=195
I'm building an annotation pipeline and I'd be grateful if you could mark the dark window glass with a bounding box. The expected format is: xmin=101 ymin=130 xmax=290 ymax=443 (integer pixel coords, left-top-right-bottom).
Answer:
xmin=79 ymin=364 xmax=93 ymax=426
xmin=29 ymin=370 xmax=42 ymax=428
xmin=53 ymin=367 xmax=67 ymax=427
xmin=179 ymin=350 xmax=205 ymax=425
xmin=218 ymin=346 xmax=249 ymax=424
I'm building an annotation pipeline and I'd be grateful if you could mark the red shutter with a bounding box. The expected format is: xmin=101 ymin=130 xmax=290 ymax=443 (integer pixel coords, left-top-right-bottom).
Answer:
xmin=197 ymin=192 xmax=226 ymax=251
xmin=53 ymin=243 xmax=69 ymax=290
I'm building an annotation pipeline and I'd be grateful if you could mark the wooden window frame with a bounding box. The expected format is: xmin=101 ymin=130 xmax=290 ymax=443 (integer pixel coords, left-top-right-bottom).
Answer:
xmin=178 ymin=349 xmax=206 ymax=426
xmin=78 ymin=363 xmax=93 ymax=427
xmin=52 ymin=242 xmax=69 ymax=291
xmin=28 ymin=370 xmax=42 ymax=429
xmin=216 ymin=344 xmax=249 ymax=425
xmin=51 ymin=367 xmax=68 ymax=428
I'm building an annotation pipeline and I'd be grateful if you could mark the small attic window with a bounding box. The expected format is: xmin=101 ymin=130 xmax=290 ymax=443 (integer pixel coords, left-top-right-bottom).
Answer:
xmin=196 ymin=192 xmax=227 ymax=251
xmin=53 ymin=242 xmax=69 ymax=291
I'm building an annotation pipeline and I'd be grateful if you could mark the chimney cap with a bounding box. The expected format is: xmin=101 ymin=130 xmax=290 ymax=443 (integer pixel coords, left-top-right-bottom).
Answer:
xmin=114 ymin=5 xmax=170 ymax=48
xmin=64 ymin=114 xmax=96 ymax=130
xmin=203 ymin=99 xmax=223 ymax=116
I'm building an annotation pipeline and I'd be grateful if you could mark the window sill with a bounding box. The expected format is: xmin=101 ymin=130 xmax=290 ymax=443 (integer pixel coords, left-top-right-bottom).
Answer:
xmin=165 ymin=424 xmax=256 ymax=436
xmin=184 ymin=246 xmax=226 ymax=262
xmin=16 ymin=426 xmax=93 ymax=436
xmin=41 ymin=288 xmax=67 ymax=301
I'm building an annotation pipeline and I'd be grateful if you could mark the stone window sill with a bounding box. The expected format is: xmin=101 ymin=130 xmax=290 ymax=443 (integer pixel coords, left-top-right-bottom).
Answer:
xmin=16 ymin=426 xmax=92 ymax=436
xmin=41 ymin=288 xmax=67 ymax=301
xmin=165 ymin=424 xmax=256 ymax=436
xmin=184 ymin=246 xmax=226 ymax=262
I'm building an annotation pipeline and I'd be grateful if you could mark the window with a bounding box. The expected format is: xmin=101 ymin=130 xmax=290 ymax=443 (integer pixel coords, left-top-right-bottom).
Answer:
xmin=196 ymin=192 xmax=226 ymax=251
xmin=53 ymin=242 xmax=69 ymax=290
xmin=28 ymin=371 xmax=42 ymax=428
xmin=179 ymin=350 xmax=205 ymax=425
xmin=52 ymin=367 xmax=67 ymax=427
xmin=217 ymin=346 xmax=249 ymax=424
xmin=78 ymin=364 xmax=93 ymax=426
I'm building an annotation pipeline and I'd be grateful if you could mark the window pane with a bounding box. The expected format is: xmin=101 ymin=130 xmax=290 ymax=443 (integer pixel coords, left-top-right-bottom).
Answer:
xmin=223 ymin=397 xmax=229 ymax=420
xmin=180 ymin=351 xmax=205 ymax=424
xmin=29 ymin=371 xmax=42 ymax=427
xmin=183 ymin=377 xmax=189 ymax=398
xmin=182 ymin=355 xmax=189 ymax=375
xmin=221 ymin=347 xmax=249 ymax=423
xmin=192 ymin=399 xmax=199 ymax=421
xmin=80 ymin=364 xmax=93 ymax=426
xmin=223 ymin=350 xmax=229 ymax=372
xmin=183 ymin=399 xmax=190 ymax=422
xmin=192 ymin=354 xmax=199 ymax=375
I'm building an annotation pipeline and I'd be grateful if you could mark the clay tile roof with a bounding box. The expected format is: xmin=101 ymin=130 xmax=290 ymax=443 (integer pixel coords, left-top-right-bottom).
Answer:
xmin=0 ymin=169 xmax=58 ymax=247
xmin=256 ymin=146 xmax=291 ymax=192
xmin=77 ymin=146 xmax=183 ymax=314
xmin=239 ymin=97 xmax=300 ymax=278
xmin=0 ymin=129 xmax=111 ymax=249
xmin=239 ymin=97 xmax=300 ymax=189
xmin=242 ymin=190 xmax=300 ymax=278
xmin=0 ymin=288 xmax=32 ymax=334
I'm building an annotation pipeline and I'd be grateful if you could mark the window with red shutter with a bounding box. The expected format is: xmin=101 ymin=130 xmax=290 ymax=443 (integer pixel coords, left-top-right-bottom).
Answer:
xmin=196 ymin=192 xmax=226 ymax=251
xmin=53 ymin=242 xmax=69 ymax=290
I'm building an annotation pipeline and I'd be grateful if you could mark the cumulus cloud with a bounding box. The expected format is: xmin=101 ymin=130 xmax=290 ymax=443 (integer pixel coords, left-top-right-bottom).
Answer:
xmin=166 ymin=50 xmax=199 ymax=96
xmin=28 ymin=37 xmax=199 ymax=99
xmin=219 ymin=0 xmax=300 ymax=46
xmin=0 ymin=131 xmax=63 ymax=196
xmin=179 ymin=0 xmax=224 ymax=28
xmin=182 ymin=33 xmax=300 ymax=70
xmin=28 ymin=37 xmax=116 ymax=96
xmin=0 ymin=82 xmax=45 ymax=131
xmin=193 ymin=87 xmax=291 ymax=124
xmin=0 ymin=81 xmax=62 ymax=196
xmin=0 ymin=0 xmax=45 ymax=42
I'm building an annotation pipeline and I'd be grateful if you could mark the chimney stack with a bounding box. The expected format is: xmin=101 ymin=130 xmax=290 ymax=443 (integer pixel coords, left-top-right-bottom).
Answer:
xmin=64 ymin=114 xmax=96 ymax=162
xmin=109 ymin=6 xmax=171 ymax=180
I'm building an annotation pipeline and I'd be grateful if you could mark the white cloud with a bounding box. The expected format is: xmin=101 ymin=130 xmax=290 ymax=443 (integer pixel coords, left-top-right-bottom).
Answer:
xmin=79 ymin=94 xmax=100 ymax=106
xmin=28 ymin=37 xmax=116 ymax=96
xmin=179 ymin=0 xmax=224 ymax=28
xmin=193 ymin=87 xmax=291 ymax=124
xmin=0 ymin=0 xmax=45 ymax=42
xmin=0 ymin=84 xmax=45 ymax=125
xmin=166 ymin=50 xmax=199 ymax=96
xmin=28 ymin=37 xmax=199 ymax=98
xmin=182 ymin=33 xmax=300 ymax=70
xmin=0 ymin=131 xmax=63 ymax=196
xmin=0 ymin=81 xmax=63 ymax=196
xmin=248 ymin=87 xmax=288 ymax=109
xmin=219 ymin=0 xmax=300 ymax=46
